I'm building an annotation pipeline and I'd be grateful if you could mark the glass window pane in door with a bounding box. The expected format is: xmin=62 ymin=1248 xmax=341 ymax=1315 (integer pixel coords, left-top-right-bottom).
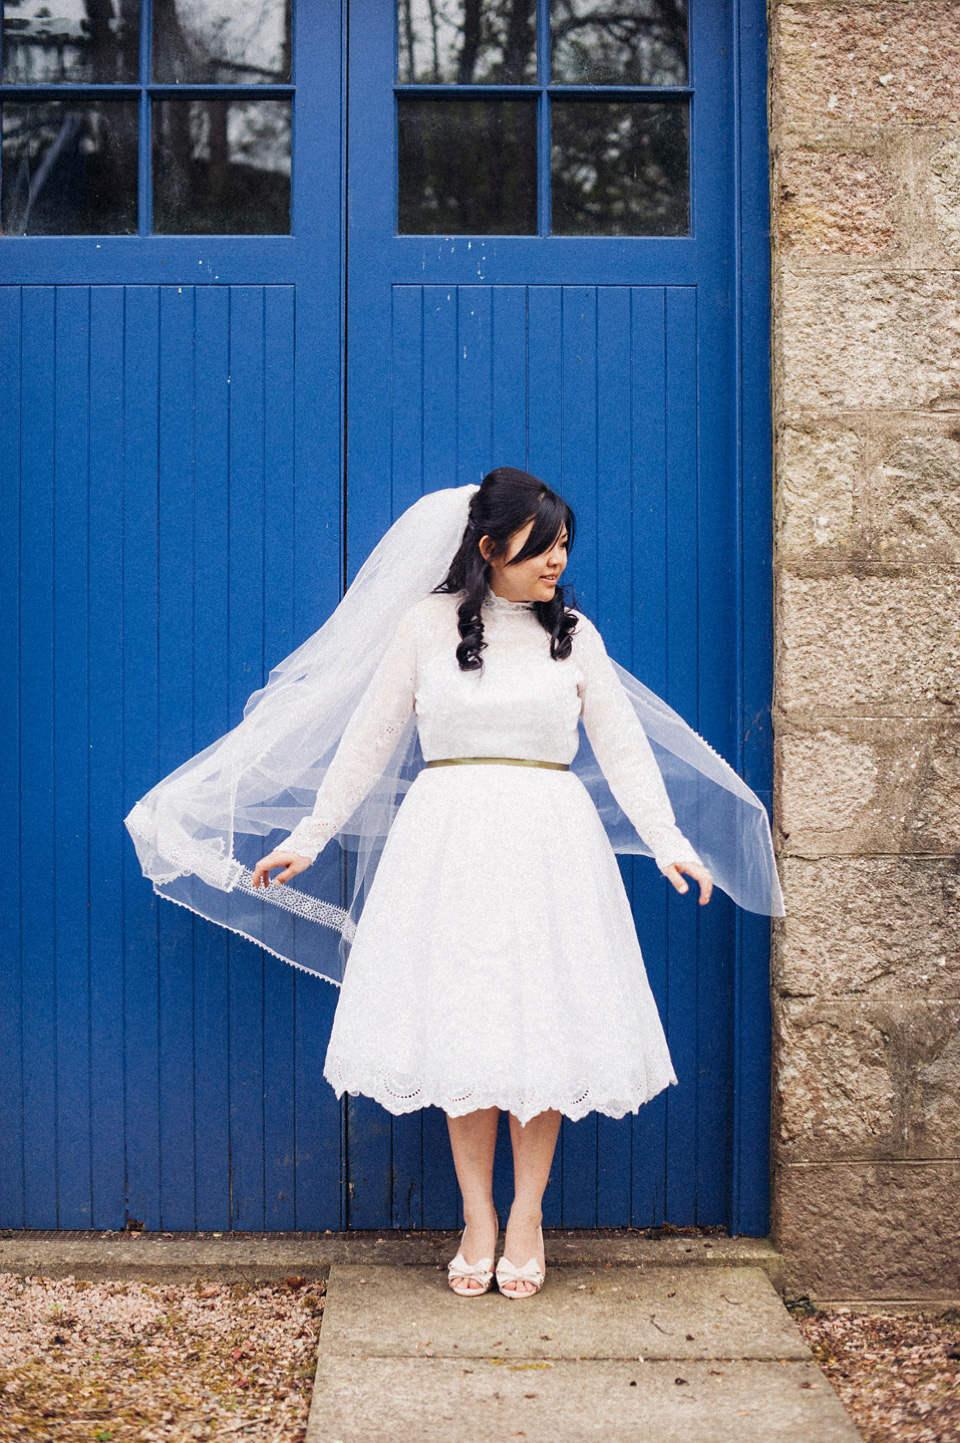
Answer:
xmin=550 ymin=0 xmax=688 ymax=86
xmin=551 ymin=99 xmax=688 ymax=235
xmin=153 ymin=98 xmax=291 ymax=233
xmin=1 ymin=0 xmax=139 ymax=84
xmin=153 ymin=0 xmax=291 ymax=84
xmin=397 ymin=0 xmax=536 ymax=84
xmin=1 ymin=100 xmax=138 ymax=234
xmin=398 ymin=97 xmax=536 ymax=234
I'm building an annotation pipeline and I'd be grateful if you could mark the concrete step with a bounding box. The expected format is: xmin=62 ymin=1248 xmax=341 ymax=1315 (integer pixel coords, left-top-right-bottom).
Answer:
xmin=0 ymin=1230 xmax=783 ymax=1288
xmin=308 ymin=1263 xmax=861 ymax=1443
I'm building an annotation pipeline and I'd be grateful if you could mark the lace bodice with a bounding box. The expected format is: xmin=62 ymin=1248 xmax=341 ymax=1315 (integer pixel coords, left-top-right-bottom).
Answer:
xmin=282 ymin=587 xmax=703 ymax=875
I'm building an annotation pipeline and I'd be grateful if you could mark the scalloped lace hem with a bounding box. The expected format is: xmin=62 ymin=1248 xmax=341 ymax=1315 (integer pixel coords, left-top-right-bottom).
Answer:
xmin=322 ymin=1058 xmax=677 ymax=1125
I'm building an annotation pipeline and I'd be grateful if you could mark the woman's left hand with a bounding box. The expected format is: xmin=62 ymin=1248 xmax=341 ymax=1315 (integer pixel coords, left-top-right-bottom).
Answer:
xmin=664 ymin=861 xmax=713 ymax=905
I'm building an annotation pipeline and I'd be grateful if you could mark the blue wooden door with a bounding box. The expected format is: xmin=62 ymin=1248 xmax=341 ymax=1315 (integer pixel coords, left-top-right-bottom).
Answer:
xmin=343 ymin=0 xmax=774 ymax=1234
xmin=0 ymin=1 xmax=348 ymax=1231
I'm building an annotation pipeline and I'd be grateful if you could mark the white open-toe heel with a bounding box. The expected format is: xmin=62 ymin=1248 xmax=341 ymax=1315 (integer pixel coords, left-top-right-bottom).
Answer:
xmin=496 ymin=1224 xmax=545 ymax=1299
xmin=447 ymin=1210 xmax=499 ymax=1297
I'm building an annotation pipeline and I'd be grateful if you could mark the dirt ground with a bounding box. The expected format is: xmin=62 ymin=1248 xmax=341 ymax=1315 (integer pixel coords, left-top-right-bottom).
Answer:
xmin=792 ymin=1304 xmax=960 ymax=1443
xmin=2 ymin=1268 xmax=959 ymax=1440
xmin=0 ymin=1271 xmax=325 ymax=1442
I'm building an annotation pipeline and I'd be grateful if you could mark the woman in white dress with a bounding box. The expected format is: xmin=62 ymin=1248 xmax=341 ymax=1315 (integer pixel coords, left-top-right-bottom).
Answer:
xmin=251 ymin=468 xmax=714 ymax=1299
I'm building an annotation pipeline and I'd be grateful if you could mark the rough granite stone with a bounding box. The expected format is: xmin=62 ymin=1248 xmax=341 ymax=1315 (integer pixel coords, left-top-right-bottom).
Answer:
xmin=778 ymin=571 xmax=960 ymax=716
xmin=776 ymin=3 xmax=960 ymax=126
xmin=776 ymin=719 xmax=960 ymax=855
xmin=774 ymin=1161 xmax=960 ymax=1301
xmin=778 ymin=149 xmax=896 ymax=255
xmin=777 ymin=426 xmax=860 ymax=552
xmin=872 ymin=431 xmax=960 ymax=562
xmin=774 ymin=997 xmax=960 ymax=1161
xmin=930 ymin=138 xmax=960 ymax=255
xmin=774 ymin=855 xmax=960 ymax=999
xmin=774 ymin=999 xmax=895 ymax=1159
xmin=781 ymin=272 xmax=960 ymax=411
xmin=778 ymin=728 xmax=879 ymax=833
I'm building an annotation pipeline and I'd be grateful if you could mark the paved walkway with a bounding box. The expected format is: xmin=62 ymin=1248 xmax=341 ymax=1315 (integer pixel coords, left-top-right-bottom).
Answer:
xmin=0 ymin=1231 xmax=860 ymax=1441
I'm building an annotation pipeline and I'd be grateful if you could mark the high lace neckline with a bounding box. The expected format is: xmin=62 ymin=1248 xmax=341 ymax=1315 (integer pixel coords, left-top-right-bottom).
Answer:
xmin=484 ymin=587 xmax=537 ymax=613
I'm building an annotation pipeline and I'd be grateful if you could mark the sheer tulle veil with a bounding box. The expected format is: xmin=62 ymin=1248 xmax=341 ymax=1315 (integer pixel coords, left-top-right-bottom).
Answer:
xmin=125 ymin=482 xmax=785 ymax=986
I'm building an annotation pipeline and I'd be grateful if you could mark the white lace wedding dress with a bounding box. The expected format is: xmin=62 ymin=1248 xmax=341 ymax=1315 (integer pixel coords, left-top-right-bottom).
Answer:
xmin=282 ymin=585 xmax=704 ymax=1126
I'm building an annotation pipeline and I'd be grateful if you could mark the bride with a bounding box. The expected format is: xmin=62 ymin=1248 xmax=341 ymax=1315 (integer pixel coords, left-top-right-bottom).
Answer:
xmin=250 ymin=467 xmax=715 ymax=1299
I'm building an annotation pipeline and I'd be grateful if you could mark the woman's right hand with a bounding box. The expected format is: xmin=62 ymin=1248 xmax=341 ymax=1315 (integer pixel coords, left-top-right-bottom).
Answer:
xmin=252 ymin=849 xmax=313 ymax=889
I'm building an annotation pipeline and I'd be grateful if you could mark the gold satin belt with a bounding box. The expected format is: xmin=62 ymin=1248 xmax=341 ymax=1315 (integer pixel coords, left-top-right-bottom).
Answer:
xmin=425 ymin=757 xmax=570 ymax=771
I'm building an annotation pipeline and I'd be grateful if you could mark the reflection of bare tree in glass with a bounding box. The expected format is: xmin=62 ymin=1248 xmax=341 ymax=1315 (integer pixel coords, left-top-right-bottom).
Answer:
xmin=398 ymin=0 xmax=536 ymax=85
xmin=2 ymin=0 xmax=138 ymax=83
xmin=153 ymin=0 xmax=290 ymax=82
xmin=427 ymin=0 xmax=441 ymax=78
xmin=118 ymin=0 xmax=140 ymax=80
xmin=281 ymin=0 xmax=292 ymax=84
xmin=551 ymin=0 xmax=687 ymax=87
xmin=399 ymin=99 xmax=536 ymax=233
xmin=153 ymin=0 xmax=195 ymax=215
xmin=456 ymin=0 xmax=482 ymax=83
xmin=502 ymin=0 xmax=535 ymax=84
xmin=2 ymin=103 xmax=137 ymax=234
xmin=552 ymin=100 xmax=688 ymax=234
xmin=84 ymin=0 xmax=117 ymax=75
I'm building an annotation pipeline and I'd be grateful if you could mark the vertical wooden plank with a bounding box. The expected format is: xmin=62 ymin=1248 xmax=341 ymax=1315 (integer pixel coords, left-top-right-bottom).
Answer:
xmin=54 ymin=285 xmax=93 ymax=1227
xmin=483 ymin=283 xmax=548 ymax=1235
xmin=389 ymin=284 xmax=426 ymax=1230
xmin=292 ymin=0 xmax=349 ymax=1230
xmin=524 ymin=284 xmax=563 ymax=1227
xmin=559 ymin=285 xmax=599 ymax=1228
xmin=262 ymin=285 xmax=298 ymax=1231
xmin=0 ymin=287 xmax=25 ymax=1227
xmin=157 ymin=283 xmax=199 ymax=1229
xmin=663 ymin=287 xmax=700 ymax=1225
xmin=526 ymin=287 xmax=562 ymax=504
xmin=695 ymin=263 xmax=738 ymax=1226
xmin=456 ymin=285 xmax=493 ymax=482
xmin=20 ymin=287 xmax=59 ymax=1227
xmin=414 ymin=283 xmax=460 ymax=1231
xmin=490 ymin=287 xmax=527 ymax=468
xmin=89 ymin=286 xmax=129 ymax=1229
xmin=392 ymin=285 xmax=425 ymax=517
xmin=345 ymin=0 xmax=396 ymax=584
xmin=595 ymin=286 xmax=634 ymax=1227
xmin=123 ymin=284 xmax=162 ymax=1230
xmin=421 ymin=284 xmax=459 ymax=492
xmin=734 ymin=0 xmax=775 ymax=1238
xmin=192 ymin=284 xmax=233 ymax=1230
xmin=630 ymin=288 xmax=670 ymax=1227
xmin=344 ymin=318 xmax=402 ymax=1224
xmin=227 ymin=285 xmax=268 ymax=1229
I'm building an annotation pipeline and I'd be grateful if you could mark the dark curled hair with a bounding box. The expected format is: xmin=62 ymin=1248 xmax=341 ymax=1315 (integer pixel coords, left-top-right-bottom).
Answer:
xmin=432 ymin=466 xmax=580 ymax=672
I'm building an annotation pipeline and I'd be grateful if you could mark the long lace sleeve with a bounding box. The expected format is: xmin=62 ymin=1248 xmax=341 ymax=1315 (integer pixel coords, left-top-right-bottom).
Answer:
xmin=576 ymin=615 xmax=704 ymax=876
xmin=281 ymin=605 xmax=419 ymax=865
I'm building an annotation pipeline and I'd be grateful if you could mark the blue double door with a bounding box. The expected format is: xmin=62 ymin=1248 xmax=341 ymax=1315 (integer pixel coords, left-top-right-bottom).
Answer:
xmin=0 ymin=0 xmax=772 ymax=1233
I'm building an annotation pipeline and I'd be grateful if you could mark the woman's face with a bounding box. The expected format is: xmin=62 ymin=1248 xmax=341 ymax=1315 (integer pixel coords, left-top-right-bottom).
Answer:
xmin=479 ymin=515 xmax=569 ymax=605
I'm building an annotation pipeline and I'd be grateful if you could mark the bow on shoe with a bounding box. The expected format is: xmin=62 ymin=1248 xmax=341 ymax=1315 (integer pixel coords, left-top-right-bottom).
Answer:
xmin=447 ymin=1253 xmax=494 ymax=1291
xmin=495 ymin=1255 xmax=545 ymax=1294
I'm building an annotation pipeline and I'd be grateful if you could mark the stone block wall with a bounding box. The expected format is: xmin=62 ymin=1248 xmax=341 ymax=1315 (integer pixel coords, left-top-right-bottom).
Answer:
xmin=770 ymin=0 xmax=960 ymax=1302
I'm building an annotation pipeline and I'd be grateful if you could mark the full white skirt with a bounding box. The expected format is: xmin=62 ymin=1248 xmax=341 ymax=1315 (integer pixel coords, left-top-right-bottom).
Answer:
xmin=322 ymin=763 xmax=678 ymax=1126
